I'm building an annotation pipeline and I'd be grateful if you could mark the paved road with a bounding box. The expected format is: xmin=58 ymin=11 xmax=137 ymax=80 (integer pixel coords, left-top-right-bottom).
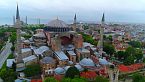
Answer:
xmin=0 ymin=41 xmax=12 ymax=69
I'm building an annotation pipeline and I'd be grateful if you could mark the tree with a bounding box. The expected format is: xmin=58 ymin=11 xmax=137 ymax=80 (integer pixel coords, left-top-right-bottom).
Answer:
xmin=116 ymin=51 xmax=126 ymax=60
xmin=95 ymin=76 xmax=109 ymax=82
xmin=0 ymin=69 xmax=16 ymax=82
xmin=124 ymin=47 xmax=136 ymax=59
xmin=11 ymin=46 xmax=15 ymax=53
xmin=22 ymin=34 xmax=32 ymax=39
xmin=123 ymin=55 xmax=135 ymax=65
xmin=128 ymin=41 xmax=141 ymax=48
xmin=132 ymin=73 xmax=145 ymax=82
xmin=134 ymin=49 xmax=143 ymax=62
xmin=61 ymin=78 xmax=71 ymax=82
xmin=12 ymin=62 xmax=16 ymax=71
xmin=24 ymin=64 xmax=41 ymax=77
xmin=65 ymin=66 xmax=80 ymax=79
xmin=107 ymin=35 xmax=113 ymax=42
xmin=62 ymin=77 xmax=87 ymax=82
xmin=103 ymin=43 xmax=115 ymax=56
xmin=124 ymin=47 xmax=143 ymax=64
xmin=71 ymin=77 xmax=87 ymax=82
xmin=10 ymin=32 xmax=16 ymax=45
xmin=44 ymin=77 xmax=58 ymax=82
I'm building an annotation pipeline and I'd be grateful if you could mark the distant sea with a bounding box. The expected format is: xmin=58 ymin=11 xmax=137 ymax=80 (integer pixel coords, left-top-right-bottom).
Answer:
xmin=0 ymin=18 xmax=75 ymax=25
xmin=1 ymin=18 xmax=144 ymax=25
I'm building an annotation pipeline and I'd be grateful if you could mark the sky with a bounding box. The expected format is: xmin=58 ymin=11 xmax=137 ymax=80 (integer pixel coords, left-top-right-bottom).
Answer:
xmin=0 ymin=0 xmax=145 ymax=25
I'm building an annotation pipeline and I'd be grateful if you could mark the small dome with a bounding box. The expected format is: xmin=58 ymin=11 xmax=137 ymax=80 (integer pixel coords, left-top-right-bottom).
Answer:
xmin=29 ymin=37 xmax=33 ymax=42
xmin=64 ymin=66 xmax=71 ymax=71
xmin=33 ymin=33 xmax=46 ymax=38
xmin=40 ymin=57 xmax=55 ymax=64
xmin=79 ymin=58 xmax=95 ymax=66
xmin=99 ymin=58 xmax=108 ymax=65
xmin=47 ymin=19 xmax=68 ymax=28
xmin=21 ymin=37 xmax=25 ymax=41
xmin=23 ymin=40 xmax=30 ymax=43
xmin=75 ymin=64 xmax=84 ymax=71
xmin=54 ymin=67 xmax=65 ymax=74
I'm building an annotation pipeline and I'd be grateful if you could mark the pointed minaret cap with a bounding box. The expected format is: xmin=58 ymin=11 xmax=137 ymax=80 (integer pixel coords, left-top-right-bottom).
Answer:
xmin=16 ymin=3 xmax=20 ymax=20
xmin=102 ymin=13 xmax=105 ymax=22
xmin=74 ymin=13 xmax=76 ymax=20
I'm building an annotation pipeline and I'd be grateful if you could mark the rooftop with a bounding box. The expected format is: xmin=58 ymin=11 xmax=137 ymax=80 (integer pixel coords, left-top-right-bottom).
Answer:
xmin=54 ymin=51 xmax=69 ymax=60
xmin=22 ymin=55 xmax=37 ymax=63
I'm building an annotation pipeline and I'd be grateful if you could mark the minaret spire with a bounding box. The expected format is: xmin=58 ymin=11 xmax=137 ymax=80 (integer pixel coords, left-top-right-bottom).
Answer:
xmin=73 ymin=13 xmax=77 ymax=31
xmin=16 ymin=4 xmax=20 ymax=20
xmin=102 ymin=13 xmax=105 ymax=23
xmin=74 ymin=13 xmax=76 ymax=22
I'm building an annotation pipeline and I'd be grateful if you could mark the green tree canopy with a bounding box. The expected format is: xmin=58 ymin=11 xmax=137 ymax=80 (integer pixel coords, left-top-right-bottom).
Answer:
xmin=116 ymin=51 xmax=126 ymax=60
xmin=0 ymin=69 xmax=16 ymax=82
xmin=132 ymin=73 xmax=145 ymax=82
xmin=44 ymin=77 xmax=58 ymax=82
xmin=103 ymin=42 xmax=115 ymax=56
xmin=128 ymin=41 xmax=142 ymax=48
xmin=95 ymin=76 xmax=109 ymax=82
xmin=123 ymin=55 xmax=135 ymax=65
xmin=10 ymin=32 xmax=17 ymax=45
xmin=123 ymin=47 xmax=143 ymax=64
xmin=62 ymin=77 xmax=87 ymax=82
xmin=65 ymin=66 xmax=80 ymax=79
xmin=24 ymin=64 xmax=41 ymax=77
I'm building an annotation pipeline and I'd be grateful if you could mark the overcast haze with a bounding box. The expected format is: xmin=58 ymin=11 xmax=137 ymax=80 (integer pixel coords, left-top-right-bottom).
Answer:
xmin=0 ymin=0 xmax=145 ymax=25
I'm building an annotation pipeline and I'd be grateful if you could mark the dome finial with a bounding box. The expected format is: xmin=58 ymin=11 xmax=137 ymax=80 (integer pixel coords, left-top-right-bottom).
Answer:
xmin=56 ymin=16 xmax=59 ymax=20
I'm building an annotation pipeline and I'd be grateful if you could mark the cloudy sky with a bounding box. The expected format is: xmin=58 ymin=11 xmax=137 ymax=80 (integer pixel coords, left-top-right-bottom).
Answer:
xmin=0 ymin=0 xmax=145 ymax=24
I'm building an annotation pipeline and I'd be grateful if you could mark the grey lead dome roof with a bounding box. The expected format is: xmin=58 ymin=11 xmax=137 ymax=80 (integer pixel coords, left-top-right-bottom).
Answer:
xmin=47 ymin=19 xmax=68 ymax=28
xmin=79 ymin=58 xmax=95 ymax=66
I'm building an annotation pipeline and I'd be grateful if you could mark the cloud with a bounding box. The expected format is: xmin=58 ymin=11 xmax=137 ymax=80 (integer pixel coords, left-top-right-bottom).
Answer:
xmin=0 ymin=0 xmax=145 ymax=24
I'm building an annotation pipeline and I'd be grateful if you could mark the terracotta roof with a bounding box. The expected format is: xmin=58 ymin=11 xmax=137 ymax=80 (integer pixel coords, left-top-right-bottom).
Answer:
xmin=54 ymin=74 xmax=63 ymax=81
xmin=31 ymin=79 xmax=42 ymax=82
xmin=118 ymin=64 xmax=144 ymax=72
xmin=80 ymin=71 xmax=97 ymax=79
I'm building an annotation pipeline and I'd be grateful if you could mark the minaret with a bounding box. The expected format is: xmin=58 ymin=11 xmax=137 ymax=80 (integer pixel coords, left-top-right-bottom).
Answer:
xmin=15 ymin=4 xmax=22 ymax=62
xmin=25 ymin=16 xmax=27 ymax=25
xmin=38 ymin=18 xmax=40 ymax=24
xmin=100 ymin=13 xmax=105 ymax=52
xmin=73 ymin=13 xmax=77 ymax=31
xmin=97 ymin=13 xmax=105 ymax=56
xmin=107 ymin=66 xmax=119 ymax=82
xmin=13 ymin=16 xmax=15 ymax=25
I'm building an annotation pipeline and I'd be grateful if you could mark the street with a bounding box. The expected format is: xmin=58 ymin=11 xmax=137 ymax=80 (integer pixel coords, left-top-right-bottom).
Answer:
xmin=0 ymin=41 xmax=12 ymax=69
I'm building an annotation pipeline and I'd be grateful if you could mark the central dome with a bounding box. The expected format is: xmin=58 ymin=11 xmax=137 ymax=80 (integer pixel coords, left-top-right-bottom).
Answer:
xmin=44 ymin=18 xmax=71 ymax=32
xmin=47 ymin=19 xmax=68 ymax=28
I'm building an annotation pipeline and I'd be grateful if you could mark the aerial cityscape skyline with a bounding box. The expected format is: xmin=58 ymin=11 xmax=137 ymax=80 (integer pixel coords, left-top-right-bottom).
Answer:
xmin=1 ymin=1 xmax=145 ymax=82
xmin=0 ymin=0 xmax=145 ymax=25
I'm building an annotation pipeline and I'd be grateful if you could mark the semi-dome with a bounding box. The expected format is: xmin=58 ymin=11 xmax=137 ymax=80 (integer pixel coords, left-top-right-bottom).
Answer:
xmin=54 ymin=67 xmax=65 ymax=74
xmin=47 ymin=19 xmax=68 ymax=28
xmin=99 ymin=58 xmax=108 ymax=65
xmin=79 ymin=58 xmax=95 ymax=66
xmin=44 ymin=18 xmax=71 ymax=32
xmin=75 ymin=64 xmax=84 ymax=71
xmin=64 ymin=66 xmax=71 ymax=71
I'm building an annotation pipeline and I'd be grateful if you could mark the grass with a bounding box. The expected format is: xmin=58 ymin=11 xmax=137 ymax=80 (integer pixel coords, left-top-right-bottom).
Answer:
xmin=0 ymin=53 xmax=14 ymax=72
xmin=7 ymin=53 xmax=14 ymax=59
